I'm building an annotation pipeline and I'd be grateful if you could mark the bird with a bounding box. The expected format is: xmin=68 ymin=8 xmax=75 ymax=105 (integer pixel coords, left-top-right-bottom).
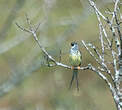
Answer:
xmin=69 ymin=42 xmax=82 ymax=91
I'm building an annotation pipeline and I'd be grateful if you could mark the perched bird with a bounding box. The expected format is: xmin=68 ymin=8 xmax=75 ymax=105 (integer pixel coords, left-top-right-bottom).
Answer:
xmin=69 ymin=42 xmax=82 ymax=91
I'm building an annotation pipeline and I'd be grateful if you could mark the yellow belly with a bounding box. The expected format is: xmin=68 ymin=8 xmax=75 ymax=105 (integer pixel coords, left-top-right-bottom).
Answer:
xmin=69 ymin=54 xmax=81 ymax=66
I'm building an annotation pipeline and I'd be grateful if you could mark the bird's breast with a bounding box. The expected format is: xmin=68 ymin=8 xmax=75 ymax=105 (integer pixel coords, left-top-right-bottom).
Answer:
xmin=69 ymin=52 xmax=81 ymax=66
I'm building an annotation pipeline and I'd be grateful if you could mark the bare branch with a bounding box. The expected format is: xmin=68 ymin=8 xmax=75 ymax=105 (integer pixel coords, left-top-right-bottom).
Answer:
xmin=15 ymin=22 xmax=31 ymax=33
xmin=88 ymin=0 xmax=122 ymax=109
xmin=82 ymin=40 xmax=111 ymax=75
xmin=88 ymin=0 xmax=107 ymax=21
xmin=87 ymin=43 xmax=103 ymax=61
xmin=99 ymin=24 xmax=105 ymax=61
xmin=88 ymin=0 xmax=121 ymax=56
xmin=89 ymin=64 xmax=120 ymax=109
xmin=16 ymin=17 xmax=91 ymax=71
xmin=111 ymin=0 xmax=120 ymax=24
xmin=59 ymin=49 xmax=62 ymax=63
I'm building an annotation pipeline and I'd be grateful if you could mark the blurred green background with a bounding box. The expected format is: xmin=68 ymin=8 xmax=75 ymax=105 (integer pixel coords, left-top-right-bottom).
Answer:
xmin=0 ymin=0 xmax=116 ymax=110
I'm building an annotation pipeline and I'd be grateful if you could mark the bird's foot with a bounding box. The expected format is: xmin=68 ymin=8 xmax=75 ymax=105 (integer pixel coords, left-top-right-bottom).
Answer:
xmin=77 ymin=66 xmax=80 ymax=70
xmin=71 ymin=66 xmax=74 ymax=70
xmin=71 ymin=66 xmax=80 ymax=70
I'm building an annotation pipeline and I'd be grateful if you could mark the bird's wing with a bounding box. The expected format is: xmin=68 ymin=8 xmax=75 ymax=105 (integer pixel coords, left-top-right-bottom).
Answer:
xmin=80 ymin=50 xmax=82 ymax=60
xmin=78 ymin=50 xmax=82 ymax=66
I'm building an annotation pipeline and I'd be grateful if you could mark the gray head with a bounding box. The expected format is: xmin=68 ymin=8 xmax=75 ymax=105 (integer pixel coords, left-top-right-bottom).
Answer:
xmin=71 ymin=42 xmax=78 ymax=50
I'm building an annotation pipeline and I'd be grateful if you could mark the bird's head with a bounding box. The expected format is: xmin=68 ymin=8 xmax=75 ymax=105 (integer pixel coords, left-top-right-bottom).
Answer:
xmin=71 ymin=42 xmax=78 ymax=50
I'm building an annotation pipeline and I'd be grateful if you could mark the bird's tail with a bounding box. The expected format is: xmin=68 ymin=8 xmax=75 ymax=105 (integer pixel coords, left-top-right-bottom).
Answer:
xmin=69 ymin=69 xmax=79 ymax=91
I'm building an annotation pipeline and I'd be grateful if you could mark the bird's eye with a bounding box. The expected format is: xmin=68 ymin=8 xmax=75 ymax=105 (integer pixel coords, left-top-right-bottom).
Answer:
xmin=71 ymin=43 xmax=74 ymax=46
